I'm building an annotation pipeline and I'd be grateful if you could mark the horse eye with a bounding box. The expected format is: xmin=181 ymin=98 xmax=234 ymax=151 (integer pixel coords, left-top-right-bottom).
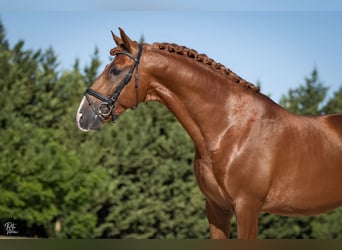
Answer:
xmin=110 ymin=67 xmax=121 ymax=76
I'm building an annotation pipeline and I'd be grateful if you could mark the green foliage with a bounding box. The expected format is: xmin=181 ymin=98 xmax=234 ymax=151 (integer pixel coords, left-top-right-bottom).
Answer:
xmin=92 ymin=104 xmax=207 ymax=238
xmin=0 ymin=21 xmax=207 ymax=238
xmin=0 ymin=19 xmax=341 ymax=239
xmin=280 ymin=68 xmax=328 ymax=115
xmin=323 ymin=86 xmax=342 ymax=114
xmin=311 ymin=209 xmax=342 ymax=238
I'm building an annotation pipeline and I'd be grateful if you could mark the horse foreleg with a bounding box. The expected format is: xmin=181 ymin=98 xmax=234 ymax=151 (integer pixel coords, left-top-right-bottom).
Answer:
xmin=206 ymin=200 xmax=233 ymax=239
xmin=235 ymin=200 xmax=259 ymax=239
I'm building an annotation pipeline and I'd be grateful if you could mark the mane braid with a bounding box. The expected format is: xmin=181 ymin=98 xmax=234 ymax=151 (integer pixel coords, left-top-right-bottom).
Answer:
xmin=155 ymin=43 xmax=260 ymax=93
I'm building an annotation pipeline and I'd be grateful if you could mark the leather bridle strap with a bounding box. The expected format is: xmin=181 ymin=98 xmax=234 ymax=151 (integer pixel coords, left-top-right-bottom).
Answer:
xmin=84 ymin=44 xmax=143 ymax=122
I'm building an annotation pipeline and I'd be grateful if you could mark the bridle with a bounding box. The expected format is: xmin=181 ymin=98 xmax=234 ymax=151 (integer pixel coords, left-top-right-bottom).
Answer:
xmin=84 ymin=44 xmax=143 ymax=122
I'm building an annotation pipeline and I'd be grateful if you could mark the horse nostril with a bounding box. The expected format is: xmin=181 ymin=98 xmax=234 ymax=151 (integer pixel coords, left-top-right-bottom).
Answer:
xmin=77 ymin=112 xmax=84 ymax=126
xmin=77 ymin=112 xmax=82 ymax=121
xmin=76 ymin=112 xmax=89 ymax=132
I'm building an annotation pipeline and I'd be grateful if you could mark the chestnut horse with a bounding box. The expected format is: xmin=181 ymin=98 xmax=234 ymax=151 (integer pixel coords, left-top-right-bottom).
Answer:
xmin=76 ymin=28 xmax=342 ymax=239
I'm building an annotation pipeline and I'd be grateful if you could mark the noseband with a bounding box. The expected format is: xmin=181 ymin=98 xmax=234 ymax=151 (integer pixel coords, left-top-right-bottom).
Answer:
xmin=84 ymin=44 xmax=143 ymax=122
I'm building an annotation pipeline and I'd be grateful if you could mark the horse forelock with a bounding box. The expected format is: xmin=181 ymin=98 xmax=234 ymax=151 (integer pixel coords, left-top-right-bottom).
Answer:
xmin=153 ymin=43 xmax=260 ymax=93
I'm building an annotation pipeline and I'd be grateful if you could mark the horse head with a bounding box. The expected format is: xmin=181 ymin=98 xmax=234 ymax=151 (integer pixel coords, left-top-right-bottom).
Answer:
xmin=76 ymin=28 xmax=146 ymax=131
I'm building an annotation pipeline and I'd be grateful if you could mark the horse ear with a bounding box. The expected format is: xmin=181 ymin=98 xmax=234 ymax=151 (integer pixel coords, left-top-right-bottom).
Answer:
xmin=111 ymin=30 xmax=122 ymax=46
xmin=118 ymin=27 xmax=133 ymax=51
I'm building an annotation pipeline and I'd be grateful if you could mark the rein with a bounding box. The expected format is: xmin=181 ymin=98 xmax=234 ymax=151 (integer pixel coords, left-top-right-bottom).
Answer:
xmin=84 ymin=44 xmax=143 ymax=122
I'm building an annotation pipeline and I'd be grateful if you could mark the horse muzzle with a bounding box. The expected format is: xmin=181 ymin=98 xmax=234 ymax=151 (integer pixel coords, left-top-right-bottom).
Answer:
xmin=76 ymin=97 xmax=104 ymax=131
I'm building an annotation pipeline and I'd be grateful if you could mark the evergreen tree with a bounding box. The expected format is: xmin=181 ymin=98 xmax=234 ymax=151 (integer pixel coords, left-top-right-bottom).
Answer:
xmin=83 ymin=47 xmax=101 ymax=84
xmin=92 ymin=103 xmax=208 ymax=238
xmin=322 ymin=86 xmax=342 ymax=114
xmin=0 ymin=22 xmax=108 ymax=238
xmin=280 ymin=68 xmax=328 ymax=115
xmin=0 ymin=20 xmax=208 ymax=238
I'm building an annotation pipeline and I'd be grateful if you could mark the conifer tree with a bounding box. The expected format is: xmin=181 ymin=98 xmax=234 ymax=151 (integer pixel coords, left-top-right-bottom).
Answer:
xmin=323 ymin=86 xmax=342 ymax=114
xmin=280 ymin=68 xmax=328 ymax=115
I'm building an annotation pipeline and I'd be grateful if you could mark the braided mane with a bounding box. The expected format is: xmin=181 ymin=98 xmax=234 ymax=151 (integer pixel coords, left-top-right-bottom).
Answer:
xmin=154 ymin=43 xmax=260 ymax=92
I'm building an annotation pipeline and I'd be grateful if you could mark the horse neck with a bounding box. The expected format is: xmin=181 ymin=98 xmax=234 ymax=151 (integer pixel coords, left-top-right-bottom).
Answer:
xmin=143 ymin=45 xmax=273 ymax=155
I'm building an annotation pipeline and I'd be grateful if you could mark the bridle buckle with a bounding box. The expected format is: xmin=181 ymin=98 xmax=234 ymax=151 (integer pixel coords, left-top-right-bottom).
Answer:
xmin=98 ymin=102 xmax=113 ymax=117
